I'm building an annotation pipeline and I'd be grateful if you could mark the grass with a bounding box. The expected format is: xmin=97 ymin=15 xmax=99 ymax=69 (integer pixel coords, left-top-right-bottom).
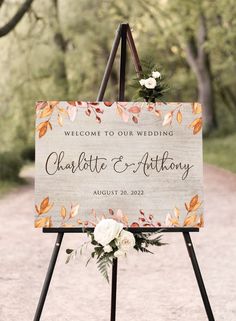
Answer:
xmin=203 ymin=133 xmax=236 ymax=174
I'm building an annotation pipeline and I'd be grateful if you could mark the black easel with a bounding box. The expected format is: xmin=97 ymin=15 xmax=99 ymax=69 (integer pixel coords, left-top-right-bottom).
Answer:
xmin=33 ymin=23 xmax=215 ymax=321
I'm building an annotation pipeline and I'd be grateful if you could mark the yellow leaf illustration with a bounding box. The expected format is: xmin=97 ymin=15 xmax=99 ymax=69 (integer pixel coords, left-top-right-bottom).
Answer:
xmin=35 ymin=216 xmax=52 ymax=228
xmin=174 ymin=207 xmax=180 ymax=219
xmin=58 ymin=108 xmax=68 ymax=115
xmin=57 ymin=114 xmax=63 ymax=127
xmin=40 ymin=105 xmax=53 ymax=118
xmin=192 ymin=102 xmax=202 ymax=114
xmin=60 ymin=206 xmax=67 ymax=219
xmin=70 ymin=204 xmax=80 ymax=218
xmin=176 ymin=110 xmax=182 ymax=124
xmin=116 ymin=105 xmax=123 ymax=117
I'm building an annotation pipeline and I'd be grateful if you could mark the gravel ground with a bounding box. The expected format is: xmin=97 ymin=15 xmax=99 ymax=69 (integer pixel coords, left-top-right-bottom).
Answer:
xmin=0 ymin=164 xmax=236 ymax=321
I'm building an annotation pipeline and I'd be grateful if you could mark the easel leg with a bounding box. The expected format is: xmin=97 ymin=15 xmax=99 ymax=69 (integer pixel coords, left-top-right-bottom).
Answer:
xmin=110 ymin=258 xmax=118 ymax=321
xmin=33 ymin=232 xmax=64 ymax=321
xmin=183 ymin=232 xmax=215 ymax=321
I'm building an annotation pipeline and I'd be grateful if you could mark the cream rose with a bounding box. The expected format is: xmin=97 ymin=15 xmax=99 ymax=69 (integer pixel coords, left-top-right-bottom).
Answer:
xmin=152 ymin=71 xmax=161 ymax=79
xmin=117 ymin=230 xmax=135 ymax=253
xmin=94 ymin=219 xmax=123 ymax=246
xmin=144 ymin=77 xmax=157 ymax=89
xmin=139 ymin=79 xmax=146 ymax=86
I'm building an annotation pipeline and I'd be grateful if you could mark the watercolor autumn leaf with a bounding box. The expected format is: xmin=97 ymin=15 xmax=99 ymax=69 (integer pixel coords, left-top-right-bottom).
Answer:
xmin=165 ymin=194 xmax=204 ymax=228
xmin=35 ymin=196 xmax=54 ymax=227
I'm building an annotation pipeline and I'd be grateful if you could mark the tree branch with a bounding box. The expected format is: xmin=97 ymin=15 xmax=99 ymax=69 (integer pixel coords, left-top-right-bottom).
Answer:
xmin=0 ymin=0 xmax=34 ymax=37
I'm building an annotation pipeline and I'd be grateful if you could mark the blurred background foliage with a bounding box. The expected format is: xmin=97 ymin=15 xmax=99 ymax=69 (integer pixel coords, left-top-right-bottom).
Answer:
xmin=0 ymin=0 xmax=236 ymax=191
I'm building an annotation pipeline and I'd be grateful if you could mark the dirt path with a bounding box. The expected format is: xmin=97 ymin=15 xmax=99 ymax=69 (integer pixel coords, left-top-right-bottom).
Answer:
xmin=0 ymin=164 xmax=236 ymax=321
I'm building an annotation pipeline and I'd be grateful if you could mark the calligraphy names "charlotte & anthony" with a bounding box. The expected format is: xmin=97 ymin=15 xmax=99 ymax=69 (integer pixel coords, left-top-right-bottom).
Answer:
xmin=45 ymin=151 xmax=193 ymax=180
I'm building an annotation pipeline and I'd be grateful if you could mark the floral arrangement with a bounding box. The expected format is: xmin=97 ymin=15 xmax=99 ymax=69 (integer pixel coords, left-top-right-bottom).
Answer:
xmin=132 ymin=62 xmax=168 ymax=103
xmin=66 ymin=218 xmax=165 ymax=282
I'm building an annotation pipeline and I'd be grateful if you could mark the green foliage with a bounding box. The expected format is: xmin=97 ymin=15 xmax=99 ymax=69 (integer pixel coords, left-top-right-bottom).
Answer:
xmin=0 ymin=152 xmax=23 ymax=181
xmin=21 ymin=144 xmax=35 ymax=162
xmin=0 ymin=0 xmax=236 ymax=173
xmin=131 ymin=61 xmax=168 ymax=102
xmin=203 ymin=134 xmax=236 ymax=173
xmin=66 ymin=228 xmax=165 ymax=282
xmin=134 ymin=231 xmax=166 ymax=253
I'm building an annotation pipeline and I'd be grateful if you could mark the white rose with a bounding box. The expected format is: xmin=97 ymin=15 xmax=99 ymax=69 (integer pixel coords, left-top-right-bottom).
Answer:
xmin=144 ymin=77 xmax=157 ymax=89
xmin=104 ymin=245 xmax=113 ymax=253
xmin=114 ymin=250 xmax=125 ymax=258
xmin=94 ymin=219 xmax=123 ymax=246
xmin=117 ymin=230 xmax=135 ymax=253
xmin=139 ymin=79 xmax=146 ymax=86
xmin=152 ymin=71 xmax=161 ymax=79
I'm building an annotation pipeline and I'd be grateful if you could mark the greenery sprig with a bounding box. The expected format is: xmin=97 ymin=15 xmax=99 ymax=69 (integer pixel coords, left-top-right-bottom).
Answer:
xmin=132 ymin=61 xmax=169 ymax=103
xmin=66 ymin=219 xmax=166 ymax=283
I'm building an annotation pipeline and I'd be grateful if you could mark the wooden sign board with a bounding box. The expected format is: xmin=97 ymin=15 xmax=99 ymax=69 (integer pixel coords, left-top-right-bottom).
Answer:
xmin=35 ymin=101 xmax=203 ymax=229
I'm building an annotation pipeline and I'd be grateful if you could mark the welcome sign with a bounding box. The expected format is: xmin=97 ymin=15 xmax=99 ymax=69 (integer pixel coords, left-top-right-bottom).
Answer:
xmin=35 ymin=101 xmax=203 ymax=229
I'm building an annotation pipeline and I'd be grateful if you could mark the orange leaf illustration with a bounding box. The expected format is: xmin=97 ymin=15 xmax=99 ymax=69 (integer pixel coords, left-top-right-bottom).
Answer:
xmin=130 ymin=222 xmax=139 ymax=227
xmin=40 ymin=197 xmax=49 ymax=210
xmin=67 ymin=101 xmax=77 ymax=106
xmin=38 ymin=123 xmax=48 ymax=138
xmin=189 ymin=118 xmax=201 ymax=128
xmin=184 ymin=214 xmax=197 ymax=227
xmin=193 ymin=118 xmax=202 ymax=135
xmin=190 ymin=194 xmax=198 ymax=209
xmin=177 ymin=110 xmax=182 ymax=124
xmin=104 ymin=102 xmax=113 ymax=107
xmin=37 ymin=197 xmax=53 ymax=215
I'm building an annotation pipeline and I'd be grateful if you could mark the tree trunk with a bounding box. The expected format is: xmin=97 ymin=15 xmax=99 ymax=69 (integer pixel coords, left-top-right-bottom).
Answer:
xmin=50 ymin=0 xmax=69 ymax=97
xmin=185 ymin=13 xmax=217 ymax=134
xmin=196 ymin=62 xmax=217 ymax=133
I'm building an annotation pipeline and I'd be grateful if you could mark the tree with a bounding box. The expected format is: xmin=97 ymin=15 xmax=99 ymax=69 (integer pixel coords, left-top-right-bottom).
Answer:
xmin=0 ymin=0 xmax=34 ymax=37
